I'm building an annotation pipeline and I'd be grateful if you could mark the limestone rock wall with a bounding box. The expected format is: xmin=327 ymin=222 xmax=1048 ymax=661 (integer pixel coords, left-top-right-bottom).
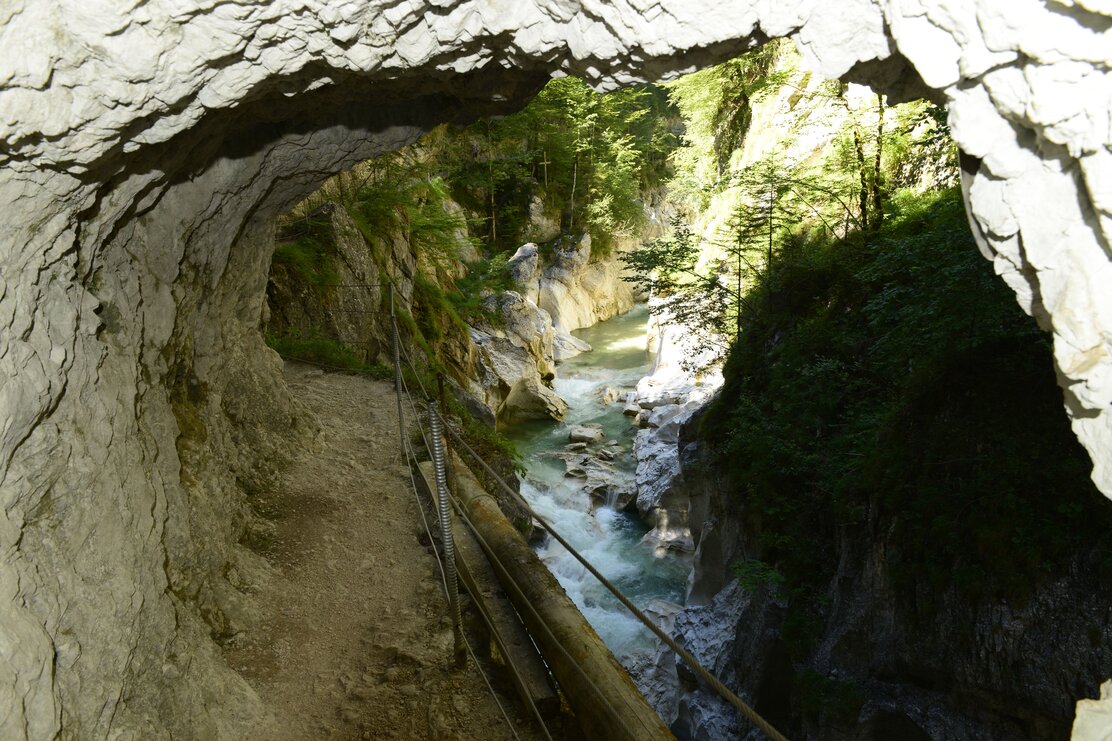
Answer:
xmin=2 ymin=0 xmax=1111 ymax=736
xmin=470 ymin=290 xmax=568 ymax=424
xmin=536 ymin=233 xmax=638 ymax=332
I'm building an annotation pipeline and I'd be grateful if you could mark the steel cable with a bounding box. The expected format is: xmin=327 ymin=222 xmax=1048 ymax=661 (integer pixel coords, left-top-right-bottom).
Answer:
xmin=441 ymin=420 xmax=791 ymax=741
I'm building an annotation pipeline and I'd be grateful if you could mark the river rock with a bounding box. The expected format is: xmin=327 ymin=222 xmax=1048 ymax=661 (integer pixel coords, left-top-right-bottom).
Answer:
xmin=599 ymin=386 xmax=624 ymax=405
xmin=635 ymin=375 xmax=694 ymax=410
xmin=641 ymin=514 xmax=695 ymax=557
xmin=623 ymin=392 xmax=641 ymax=417
xmin=568 ymin=424 xmax=605 ymax=443
xmin=548 ymin=450 xmax=636 ymax=510
xmin=580 ymin=460 xmax=636 ymax=511
xmin=498 ymin=377 xmax=567 ymax=424
xmin=552 ymin=328 xmax=592 ymax=361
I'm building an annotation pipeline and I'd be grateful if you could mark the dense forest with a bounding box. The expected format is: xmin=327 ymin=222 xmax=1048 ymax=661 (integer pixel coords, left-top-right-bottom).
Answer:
xmin=265 ymin=41 xmax=1112 ymax=738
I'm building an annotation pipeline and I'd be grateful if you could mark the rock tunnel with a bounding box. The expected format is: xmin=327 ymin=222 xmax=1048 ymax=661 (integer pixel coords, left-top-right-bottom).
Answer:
xmin=1 ymin=0 xmax=1111 ymax=736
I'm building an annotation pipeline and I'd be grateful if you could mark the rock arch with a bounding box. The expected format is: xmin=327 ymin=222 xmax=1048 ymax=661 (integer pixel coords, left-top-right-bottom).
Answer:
xmin=1 ymin=1 xmax=1109 ymax=736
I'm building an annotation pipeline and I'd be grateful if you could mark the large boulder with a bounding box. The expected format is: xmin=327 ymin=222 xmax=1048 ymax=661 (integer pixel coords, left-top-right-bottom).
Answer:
xmin=549 ymin=447 xmax=637 ymax=511
xmin=506 ymin=243 xmax=542 ymax=304
xmin=498 ymin=376 xmax=567 ymax=424
xmin=568 ymin=423 xmax=605 ymax=443
xmin=522 ymin=195 xmax=561 ymax=244
xmin=553 ymin=327 xmax=592 ymax=361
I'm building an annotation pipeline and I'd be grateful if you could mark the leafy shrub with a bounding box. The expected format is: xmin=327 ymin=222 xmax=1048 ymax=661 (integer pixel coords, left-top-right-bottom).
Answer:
xmin=702 ymin=186 xmax=1112 ymax=613
xmin=266 ymin=330 xmax=392 ymax=379
xmin=732 ymin=559 xmax=786 ymax=591
xmin=271 ymin=213 xmax=339 ymax=287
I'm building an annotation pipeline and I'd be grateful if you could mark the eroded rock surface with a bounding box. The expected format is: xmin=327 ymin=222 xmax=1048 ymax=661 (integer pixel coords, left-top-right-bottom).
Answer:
xmin=538 ymin=233 xmax=637 ymax=332
xmin=2 ymin=0 xmax=1112 ymax=736
xmin=471 ymin=290 xmax=566 ymax=423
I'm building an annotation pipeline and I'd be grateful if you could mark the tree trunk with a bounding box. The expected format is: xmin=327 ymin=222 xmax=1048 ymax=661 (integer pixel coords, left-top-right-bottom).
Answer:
xmin=853 ymin=126 xmax=870 ymax=232
xmin=872 ymin=93 xmax=885 ymax=229
xmin=569 ymin=152 xmax=578 ymax=232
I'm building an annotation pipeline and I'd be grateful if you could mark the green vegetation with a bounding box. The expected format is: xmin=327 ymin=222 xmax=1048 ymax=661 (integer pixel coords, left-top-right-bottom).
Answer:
xmin=665 ymin=41 xmax=787 ymax=207
xmin=265 ymin=331 xmax=392 ymax=379
xmin=447 ymin=252 xmax=516 ymax=325
xmin=797 ymin=670 xmax=865 ymax=726
xmin=731 ymin=558 xmax=786 ymax=591
xmin=700 ymin=188 xmax=1112 ymax=620
xmin=271 ymin=213 xmax=340 ymax=288
xmin=439 ymin=77 xmax=676 ymax=253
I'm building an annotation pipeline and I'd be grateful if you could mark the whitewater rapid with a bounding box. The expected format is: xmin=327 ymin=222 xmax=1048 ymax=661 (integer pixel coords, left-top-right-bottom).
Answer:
xmin=506 ymin=305 xmax=688 ymax=661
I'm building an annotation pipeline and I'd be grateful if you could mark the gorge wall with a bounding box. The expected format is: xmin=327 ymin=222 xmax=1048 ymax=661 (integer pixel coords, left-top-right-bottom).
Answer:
xmin=2 ymin=0 xmax=1111 ymax=736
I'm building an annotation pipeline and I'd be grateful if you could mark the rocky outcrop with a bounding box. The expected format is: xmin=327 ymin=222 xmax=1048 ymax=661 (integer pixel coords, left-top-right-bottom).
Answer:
xmin=3 ymin=0 xmax=1112 ymax=736
xmin=629 ymin=316 xmax=723 ymax=557
xmin=470 ymin=290 xmax=567 ymax=424
xmin=533 ymin=234 xmax=637 ymax=333
xmin=507 ymin=241 xmax=593 ymax=359
xmin=550 ymin=445 xmax=637 ymax=511
xmin=267 ymin=202 xmax=403 ymax=361
xmin=506 ymin=243 xmax=543 ymax=304
xmin=522 ymin=195 xmax=562 ymax=244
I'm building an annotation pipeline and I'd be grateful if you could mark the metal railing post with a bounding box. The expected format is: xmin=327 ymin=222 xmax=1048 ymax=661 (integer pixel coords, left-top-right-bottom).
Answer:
xmin=428 ymin=400 xmax=466 ymax=667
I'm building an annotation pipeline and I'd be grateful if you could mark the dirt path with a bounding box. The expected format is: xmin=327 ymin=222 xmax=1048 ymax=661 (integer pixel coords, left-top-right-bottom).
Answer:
xmin=224 ymin=362 xmax=546 ymax=740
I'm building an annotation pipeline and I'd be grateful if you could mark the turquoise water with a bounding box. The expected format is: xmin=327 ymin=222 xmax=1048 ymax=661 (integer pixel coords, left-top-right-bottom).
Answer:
xmin=506 ymin=305 xmax=689 ymax=659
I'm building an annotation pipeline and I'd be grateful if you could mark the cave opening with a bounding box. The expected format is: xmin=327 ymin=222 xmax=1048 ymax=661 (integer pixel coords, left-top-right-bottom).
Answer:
xmin=3 ymin=2 xmax=1112 ymax=739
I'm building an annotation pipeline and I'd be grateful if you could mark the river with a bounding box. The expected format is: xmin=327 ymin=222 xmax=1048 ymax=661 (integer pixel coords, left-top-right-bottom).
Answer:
xmin=505 ymin=304 xmax=689 ymax=662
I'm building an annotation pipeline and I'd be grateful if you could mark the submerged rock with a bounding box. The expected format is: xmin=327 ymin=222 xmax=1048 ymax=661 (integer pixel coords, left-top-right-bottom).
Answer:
xmin=553 ymin=328 xmax=592 ymax=361
xmin=568 ymin=423 xmax=605 ymax=443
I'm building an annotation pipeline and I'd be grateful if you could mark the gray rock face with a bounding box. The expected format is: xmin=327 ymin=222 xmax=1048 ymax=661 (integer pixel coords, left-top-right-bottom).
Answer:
xmin=552 ymin=327 xmax=593 ymax=361
xmin=499 ymin=376 xmax=568 ymax=424
xmin=2 ymin=0 xmax=1112 ymax=735
xmin=522 ymin=196 xmax=561 ymax=244
xmin=674 ymin=444 xmax=1112 ymax=740
xmin=506 ymin=243 xmax=542 ymax=304
xmin=539 ymin=234 xmax=637 ymax=332
xmin=470 ymin=290 xmax=564 ymax=423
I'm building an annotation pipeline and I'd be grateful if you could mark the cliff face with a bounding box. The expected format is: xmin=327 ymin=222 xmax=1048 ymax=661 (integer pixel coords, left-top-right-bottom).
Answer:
xmin=2 ymin=1 xmax=1112 ymax=736
xmin=666 ymin=444 xmax=1112 ymax=740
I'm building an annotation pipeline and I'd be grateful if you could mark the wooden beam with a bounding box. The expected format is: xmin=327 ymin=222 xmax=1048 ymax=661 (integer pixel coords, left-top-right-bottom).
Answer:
xmin=446 ymin=458 xmax=674 ymax=740
xmin=416 ymin=462 xmax=560 ymax=719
